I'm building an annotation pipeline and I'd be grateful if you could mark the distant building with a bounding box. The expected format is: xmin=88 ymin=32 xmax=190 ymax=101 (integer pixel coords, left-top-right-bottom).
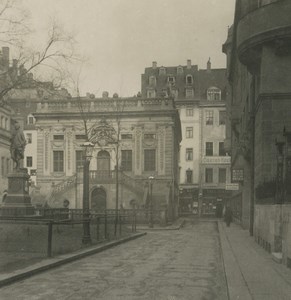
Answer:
xmin=142 ymin=60 xmax=231 ymax=216
xmin=0 ymin=105 xmax=12 ymax=202
xmin=33 ymin=96 xmax=181 ymax=221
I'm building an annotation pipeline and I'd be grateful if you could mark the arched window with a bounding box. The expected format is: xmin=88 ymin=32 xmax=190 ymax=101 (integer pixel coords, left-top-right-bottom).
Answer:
xmin=149 ymin=76 xmax=156 ymax=86
xmin=207 ymin=87 xmax=221 ymax=101
xmin=177 ymin=66 xmax=183 ymax=74
xmin=159 ymin=67 xmax=166 ymax=75
xmin=186 ymin=75 xmax=193 ymax=85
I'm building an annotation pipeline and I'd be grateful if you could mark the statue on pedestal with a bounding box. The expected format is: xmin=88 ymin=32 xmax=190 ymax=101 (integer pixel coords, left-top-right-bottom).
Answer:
xmin=10 ymin=121 xmax=26 ymax=170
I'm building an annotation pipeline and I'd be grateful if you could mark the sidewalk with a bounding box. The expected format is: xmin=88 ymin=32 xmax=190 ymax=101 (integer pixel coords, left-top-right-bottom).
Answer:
xmin=136 ymin=217 xmax=185 ymax=231
xmin=219 ymin=221 xmax=291 ymax=300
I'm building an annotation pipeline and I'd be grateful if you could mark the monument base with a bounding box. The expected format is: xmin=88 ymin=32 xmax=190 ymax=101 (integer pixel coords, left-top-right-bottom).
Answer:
xmin=1 ymin=168 xmax=35 ymax=217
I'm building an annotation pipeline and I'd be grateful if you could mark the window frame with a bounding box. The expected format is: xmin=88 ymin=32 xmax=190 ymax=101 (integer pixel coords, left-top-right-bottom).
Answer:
xmin=219 ymin=168 xmax=227 ymax=183
xmin=26 ymin=156 xmax=33 ymax=168
xmin=144 ymin=149 xmax=156 ymax=172
xmin=185 ymin=127 xmax=193 ymax=138
xmin=121 ymin=150 xmax=133 ymax=171
xmin=205 ymin=168 xmax=213 ymax=183
xmin=53 ymin=151 xmax=64 ymax=173
xmin=205 ymin=142 xmax=213 ymax=156
xmin=185 ymin=148 xmax=193 ymax=161
xmin=205 ymin=110 xmax=214 ymax=125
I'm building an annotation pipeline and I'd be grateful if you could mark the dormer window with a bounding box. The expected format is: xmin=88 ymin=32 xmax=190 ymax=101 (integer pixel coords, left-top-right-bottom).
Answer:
xmin=186 ymin=75 xmax=193 ymax=85
xmin=159 ymin=67 xmax=166 ymax=75
xmin=207 ymin=87 xmax=221 ymax=101
xmin=27 ymin=114 xmax=35 ymax=125
xmin=185 ymin=88 xmax=194 ymax=98
xmin=177 ymin=66 xmax=183 ymax=74
xmin=147 ymin=89 xmax=156 ymax=98
xmin=167 ymin=76 xmax=175 ymax=85
xmin=149 ymin=76 xmax=156 ymax=86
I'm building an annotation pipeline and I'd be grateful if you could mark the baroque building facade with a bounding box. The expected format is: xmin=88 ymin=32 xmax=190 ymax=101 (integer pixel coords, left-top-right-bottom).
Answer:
xmin=141 ymin=60 xmax=231 ymax=216
xmin=33 ymin=96 xmax=181 ymax=220
xmin=223 ymin=0 xmax=291 ymax=245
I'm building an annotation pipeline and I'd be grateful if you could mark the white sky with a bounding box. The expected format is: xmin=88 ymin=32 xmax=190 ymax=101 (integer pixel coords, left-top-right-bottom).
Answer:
xmin=24 ymin=0 xmax=235 ymax=97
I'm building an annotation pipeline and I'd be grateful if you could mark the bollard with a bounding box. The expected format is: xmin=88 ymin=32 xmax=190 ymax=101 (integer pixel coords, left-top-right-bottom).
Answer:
xmin=96 ymin=217 xmax=100 ymax=241
xmin=119 ymin=214 xmax=122 ymax=236
xmin=47 ymin=221 xmax=53 ymax=258
xmin=104 ymin=212 xmax=107 ymax=239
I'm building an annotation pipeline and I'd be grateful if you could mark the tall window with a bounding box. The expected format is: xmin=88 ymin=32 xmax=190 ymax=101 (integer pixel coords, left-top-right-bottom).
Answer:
xmin=186 ymin=75 xmax=193 ymax=85
xmin=121 ymin=150 xmax=132 ymax=171
xmin=219 ymin=111 xmax=226 ymax=125
xmin=205 ymin=110 xmax=213 ymax=125
xmin=168 ymin=76 xmax=175 ymax=85
xmin=219 ymin=142 xmax=226 ymax=156
xmin=26 ymin=156 xmax=33 ymax=167
xmin=28 ymin=116 xmax=34 ymax=125
xmin=186 ymin=108 xmax=193 ymax=116
xmin=205 ymin=142 xmax=213 ymax=156
xmin=53 ymin=151 xmax=64 ymax=172
xmin=219 ymin=168 xmax=227 ymax=183
xmin=76 ymin=150 xmax=84 ymax=171
xmin=144 ymin=149 xmax=156 ymax=171
xmin=186 ymin=169 xmax=193 ymax=183
xmin=186 ymin=127 xmax=193 ymax=138
xmin=186 ymin=148 xmax=193 ymax=161
xmin=1 ymin=157 xmax=4 ymax=176
xmin=149 ymin=76 xmax=156 ymax=86
xmin=26 ymin=133 xmax=32 ymax=144
xmin=205 ymin=168 xmax=213 ymax=183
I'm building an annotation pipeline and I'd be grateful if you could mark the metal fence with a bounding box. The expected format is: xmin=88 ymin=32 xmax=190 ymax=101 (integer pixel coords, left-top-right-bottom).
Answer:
xmin=0 ymin=210 xmax=137 ymax=259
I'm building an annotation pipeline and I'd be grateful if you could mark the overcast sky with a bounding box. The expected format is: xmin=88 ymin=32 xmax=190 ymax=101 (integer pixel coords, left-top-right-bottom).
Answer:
xmin=24 ymin=0 xmax=235 ymax=97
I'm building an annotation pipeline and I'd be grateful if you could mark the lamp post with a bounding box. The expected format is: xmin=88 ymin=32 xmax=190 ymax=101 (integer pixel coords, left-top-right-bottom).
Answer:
xmin=81 ymin=141 xmax=94 ymax=244
xmin=275 ymin=138 xmax=285 ymax=204
xmin=148 ymin=175 xmax=154 ymax=228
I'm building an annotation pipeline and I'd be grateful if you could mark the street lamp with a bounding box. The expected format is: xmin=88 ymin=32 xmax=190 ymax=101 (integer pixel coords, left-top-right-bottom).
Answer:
xmin=148 ymin=175 xmax=154 ymax=228
xmin=81 ymin=141 xmax=94 ymax=244
xmin=275 ymin=138 xmax=285 ymax=204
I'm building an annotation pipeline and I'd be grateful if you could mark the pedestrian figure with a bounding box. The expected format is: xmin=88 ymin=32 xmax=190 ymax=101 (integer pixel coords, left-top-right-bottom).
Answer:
xmin=10 ymin=121 xmax=26 ymax=170
xmin=224 ymin=206 xmax=232 ymax=227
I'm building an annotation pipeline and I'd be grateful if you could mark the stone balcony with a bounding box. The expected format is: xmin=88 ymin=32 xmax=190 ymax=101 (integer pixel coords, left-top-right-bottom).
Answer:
xmin=201 ymin=156 xmax=231 ymax=165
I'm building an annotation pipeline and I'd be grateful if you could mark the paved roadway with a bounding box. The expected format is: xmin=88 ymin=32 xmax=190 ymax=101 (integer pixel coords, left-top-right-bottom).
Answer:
xmin=0 ymin=220 xmax=228 ymax=300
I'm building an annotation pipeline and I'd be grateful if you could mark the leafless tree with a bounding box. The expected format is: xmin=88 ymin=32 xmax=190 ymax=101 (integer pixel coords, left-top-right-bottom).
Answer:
xmin=0 ymin=1 xmax=78 ymax=105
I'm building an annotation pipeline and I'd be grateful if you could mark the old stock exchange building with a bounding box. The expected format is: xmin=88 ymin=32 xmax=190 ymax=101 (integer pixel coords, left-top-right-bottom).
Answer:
xmin=33 ymin=95 xmax=181 ymax=221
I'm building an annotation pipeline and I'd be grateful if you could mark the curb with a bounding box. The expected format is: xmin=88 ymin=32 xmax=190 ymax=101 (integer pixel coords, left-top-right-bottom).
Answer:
xmin=0 ymin=232 xmax=146 ymax=288
xmin=136 ymin=219 xmax=186 ymax=231
xmin=217 ymin=221 xmax=252 ymax=300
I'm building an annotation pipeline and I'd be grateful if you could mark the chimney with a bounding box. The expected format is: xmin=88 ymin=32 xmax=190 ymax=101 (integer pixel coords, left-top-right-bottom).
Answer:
xmin=207 ymin=57 xmax=211 ymax=72
xmin=2 ymin=47 xmax=9 ymax=69
xmin=187 ymin=59 xmax=191 ymax=69
xmin=152 ymin=61 xmax=157 ymax=69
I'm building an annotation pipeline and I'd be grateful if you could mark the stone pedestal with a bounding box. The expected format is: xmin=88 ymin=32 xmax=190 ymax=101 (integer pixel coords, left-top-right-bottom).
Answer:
xmin=1 ymin=168 xmax=35 ymax=216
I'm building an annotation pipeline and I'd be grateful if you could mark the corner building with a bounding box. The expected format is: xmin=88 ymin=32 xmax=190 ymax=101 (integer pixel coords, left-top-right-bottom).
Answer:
xmin=142 ymin=60 xmax=231 ymax=216
xmin=223 ymin=0 xmax=291 ymax=259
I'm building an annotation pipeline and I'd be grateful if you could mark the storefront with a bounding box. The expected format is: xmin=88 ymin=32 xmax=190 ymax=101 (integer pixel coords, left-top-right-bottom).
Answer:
xmin=179 ymin=187 xmax=199 ymax=215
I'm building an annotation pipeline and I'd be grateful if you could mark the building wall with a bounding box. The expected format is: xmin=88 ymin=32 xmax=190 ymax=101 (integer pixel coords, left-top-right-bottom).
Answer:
xmin=223 ymin=0 xmax=291 ymax=230
xmin=0 ymin=106 xmax=12 ymax=201
xmin=34 ymin=97 xmax=181 ymax=212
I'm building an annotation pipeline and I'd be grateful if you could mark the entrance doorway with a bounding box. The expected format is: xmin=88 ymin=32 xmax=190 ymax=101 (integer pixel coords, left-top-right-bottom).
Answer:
xmin=91 ymin=188 xmax=106 ymax=212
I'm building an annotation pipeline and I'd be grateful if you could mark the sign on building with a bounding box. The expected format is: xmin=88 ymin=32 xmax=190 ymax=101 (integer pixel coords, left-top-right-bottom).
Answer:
xmin=232 ymin=169 xmax=244 ymax=182
xmin=225 ymin=183 xmax=239 ymax=190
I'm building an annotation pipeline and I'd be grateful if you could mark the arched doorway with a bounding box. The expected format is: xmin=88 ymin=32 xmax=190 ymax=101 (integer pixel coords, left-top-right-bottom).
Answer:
xmin=97 ymin=150 xmax=110 ymax=177
xmin=91 ymin=188 xmax=107 ymax=212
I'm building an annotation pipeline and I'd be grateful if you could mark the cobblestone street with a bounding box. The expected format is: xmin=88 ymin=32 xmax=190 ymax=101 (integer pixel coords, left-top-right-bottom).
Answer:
xmin=0 ymin=220 xmax=228 ymax=300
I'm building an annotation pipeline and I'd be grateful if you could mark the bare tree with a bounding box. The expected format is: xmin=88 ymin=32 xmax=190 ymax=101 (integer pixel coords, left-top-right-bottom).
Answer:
xmin=0 ymin=1 xmax=78 ymax=105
